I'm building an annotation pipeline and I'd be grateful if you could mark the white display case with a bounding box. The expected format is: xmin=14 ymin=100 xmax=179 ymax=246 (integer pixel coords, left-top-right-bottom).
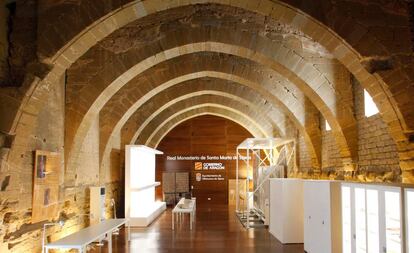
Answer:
xmin=125 ymin=145 xmax=166 ymax=227
xmin=405 ymin=188 xmax=414 ymax=253
xmin=303 ymin=180 xmax=342 ymax=253
xmin=269 ymin=178 xmax=303 ymax=244
xmin=341 ymin=183 xmax=403 ymax=253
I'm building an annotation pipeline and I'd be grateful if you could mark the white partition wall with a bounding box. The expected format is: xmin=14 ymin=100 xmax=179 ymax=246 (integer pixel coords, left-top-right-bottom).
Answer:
xmin=303 ymin=180 xmax=342 ymax=253
xmin=406 ymin=188 xmax=414 ymax=253
xmin=341 ymin=183 xmax=403 ymax=253
xmin=269 ymin=178 xmax=303 ymax=244
xmin=125 ymin=145 xmax=166 ymax=226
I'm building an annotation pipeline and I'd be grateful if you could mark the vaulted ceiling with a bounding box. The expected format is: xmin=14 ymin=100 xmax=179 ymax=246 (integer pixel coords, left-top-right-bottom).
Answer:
xmin=1 ymin=0 xmax=413 ymax=182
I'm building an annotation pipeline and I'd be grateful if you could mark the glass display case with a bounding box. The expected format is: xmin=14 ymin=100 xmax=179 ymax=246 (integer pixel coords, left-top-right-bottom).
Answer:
xmin=341 ymin=183 xmax=402 ymax=253
xmin=385 ymin=191 xmax=401 ymax=253
xmin=342 ymin=186 xmax=352 ymax=253
xmin=355 ymin=187 xmax=367 ymax=253
xmin=405 ymin=189 xmax=414 ymax=253
xmin=366 ymin=189 xmax=379 ymax=253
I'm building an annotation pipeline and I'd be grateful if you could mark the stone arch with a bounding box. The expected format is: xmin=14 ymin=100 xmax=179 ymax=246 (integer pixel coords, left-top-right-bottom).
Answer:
xmin=5 ymin=0 xmax=413 ymax=182
xmin=141 ymin=104 xmax=270 ymax=147
xmin=99 ymin=94 xmax=278 ymax=181
xmin=138 ymin=101 xmax=273 ymax=145
xmin=143 ymin=105 xmax=269 ymax=148
xmin=50 ymin=1 xmax=410 ymax=156
xmin=66 ymin=41 xmax=351 ymax=178
xmin=98 ymin=68 xmax=321 ymax=170
xmin=125 ymin=90 xmax=286 ymax=144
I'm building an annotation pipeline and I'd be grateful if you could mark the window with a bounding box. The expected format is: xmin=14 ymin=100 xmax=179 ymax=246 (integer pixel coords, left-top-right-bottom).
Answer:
xmin=364 ymin=89 xmax=379 ymax=117
xmin=326 ymin=120 xmax=331 ymax=131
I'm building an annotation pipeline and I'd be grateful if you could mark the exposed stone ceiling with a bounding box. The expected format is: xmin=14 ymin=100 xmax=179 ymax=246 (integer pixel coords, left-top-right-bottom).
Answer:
xmin=97 ymin=4 xmax=331 ymax=57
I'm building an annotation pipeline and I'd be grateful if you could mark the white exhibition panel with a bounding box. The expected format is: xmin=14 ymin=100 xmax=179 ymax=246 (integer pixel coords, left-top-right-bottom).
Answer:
xmin=303 ymin=180 xmax=342 ymax=253
xmin=269 ymin=178 xmax=303 ymax=244
xmin=125 ymin=145 xmax=166 ymax=227
xmin=341 ymin=183 xmax=403 ymax=253
xmin=406 ymin=188 xmax=414 ymax=253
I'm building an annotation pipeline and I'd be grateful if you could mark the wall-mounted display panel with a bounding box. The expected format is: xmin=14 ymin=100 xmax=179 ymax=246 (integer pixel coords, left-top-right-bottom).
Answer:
xmin=32 ymin=150 xmax=61 ymax=223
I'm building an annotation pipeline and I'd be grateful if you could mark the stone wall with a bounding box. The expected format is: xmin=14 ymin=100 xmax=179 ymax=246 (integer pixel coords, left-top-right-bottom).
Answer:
xmin=298 ymin=135 xmax=313 ymax=174
xmin=0 ymin=4 xmax=8 ymax=83
xmin=314 ymin=78 xmax=401 ymax=181
xmin=0 ymin=73 xmax=122 ymax=252
xmin=321 ymin=121 xmax=343 ymax=173
xmin=0 ymin=73 xmax=66 ymax=252
xmin=353 ymin=78 xmax=400 ymax=182
xmin=77 ymin=116 xmax=100 ymax=185
xmin=294 ymin=75 xmax=401 ymax=182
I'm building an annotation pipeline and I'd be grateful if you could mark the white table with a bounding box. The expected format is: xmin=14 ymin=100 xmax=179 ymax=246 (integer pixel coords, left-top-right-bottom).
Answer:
xmin=45 ymin=219 xmax=130 ymax=253
xmin=172 ymin=198 xmax=196 ymax=230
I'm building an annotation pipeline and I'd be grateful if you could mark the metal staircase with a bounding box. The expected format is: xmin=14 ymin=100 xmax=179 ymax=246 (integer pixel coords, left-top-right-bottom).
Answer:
xmin=235 ymin=138 xmax=296 ymax=229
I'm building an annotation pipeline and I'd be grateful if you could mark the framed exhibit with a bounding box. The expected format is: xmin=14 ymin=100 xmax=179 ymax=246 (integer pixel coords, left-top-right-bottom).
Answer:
xmin=32 ymin=150 xmax=61 ymax=223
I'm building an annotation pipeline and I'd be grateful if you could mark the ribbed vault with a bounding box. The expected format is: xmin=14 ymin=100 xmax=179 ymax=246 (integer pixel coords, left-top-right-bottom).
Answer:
xmin=131 ymin=95 xmax=276 ymax=143
xmin=95 ymin=54 xmax=323 ymax=170
xmin=139 ymin=100 xmax=272 ymax=145
xmin=145 ymin=106 xmax=267 ymax=148
xmin=122 ymin=90 xmax=284 ymax=146
xmin=2 ymin=0 xmax=413 ymax=185
xmin=68 ymin=32 xmax=352 ymax=174
xmin=1 ymin=2 xmax=414 ymax=251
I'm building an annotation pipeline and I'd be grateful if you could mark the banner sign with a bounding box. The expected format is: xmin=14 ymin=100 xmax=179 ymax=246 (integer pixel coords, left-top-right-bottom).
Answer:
xmin=167 ymin=154 xmax=250 ymax=161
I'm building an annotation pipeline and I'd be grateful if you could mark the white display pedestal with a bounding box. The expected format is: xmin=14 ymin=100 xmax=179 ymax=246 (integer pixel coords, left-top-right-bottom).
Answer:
xmin=269 ymin=178 xmax=303 ymax=244
xmin=125 ymin=145 xmax=166 ymax=227
xmin=304 ymin=180 xmax=342 ymax=253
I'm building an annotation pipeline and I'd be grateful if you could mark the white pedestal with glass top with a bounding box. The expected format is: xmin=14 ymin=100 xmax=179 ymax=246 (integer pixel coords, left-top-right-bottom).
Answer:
xmin=341 ymin=183 xmax=403 ymax=253
xmin=125 ymin=145 xmax=166 ymax=227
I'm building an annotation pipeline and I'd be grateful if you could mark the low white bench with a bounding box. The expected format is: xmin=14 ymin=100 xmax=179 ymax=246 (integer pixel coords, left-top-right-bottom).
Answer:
xmin=45 ymin=218 xmax=130 ymax=253
xmin=172 ymin=198 xmax=196 ymax=230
